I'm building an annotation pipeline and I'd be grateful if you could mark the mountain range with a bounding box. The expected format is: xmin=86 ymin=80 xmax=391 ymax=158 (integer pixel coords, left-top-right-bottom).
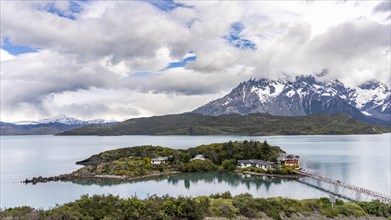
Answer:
xmin=59 ymin=113 xmax=389 ymax=136
xmin=193 ymin=75 xmax=390 ymax=126
xmin=3 ymin=75 xmax=390 ymax=135
xmin=0 ymin=115 xmax=117 ymax=135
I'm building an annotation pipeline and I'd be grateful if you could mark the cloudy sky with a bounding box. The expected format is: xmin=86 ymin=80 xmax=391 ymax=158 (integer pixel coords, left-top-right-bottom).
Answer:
xmin=1 ymin=0 xmax=390 ymax=122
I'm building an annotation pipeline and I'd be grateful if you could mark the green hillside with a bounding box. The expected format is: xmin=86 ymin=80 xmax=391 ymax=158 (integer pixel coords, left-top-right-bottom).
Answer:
xmin=2 ymin=193 xmax=390 ymax=220
xmin=59 ymin=113 xmax=389 ymax=136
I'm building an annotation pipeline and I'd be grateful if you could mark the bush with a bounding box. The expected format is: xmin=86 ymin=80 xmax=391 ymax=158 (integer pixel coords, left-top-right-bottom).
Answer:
xmin=358 ymin=200 xmax=391 ymax=217
xmin=337 ymin=202 xmax=366 ymax=217
xmin=221 ymin=159 xmax=237 ymax=170
xmin=0 ymin=206 xmax=43 ymax=220
xmin=210 ymin=191 xmax=232 ymax=199
xmin=178 ymin=159 xmax=217 ymax=172
xmin=209 ymin=199 xmax=237 ymax=219
xmin=232 ymin=193 xmax=258 ymax=218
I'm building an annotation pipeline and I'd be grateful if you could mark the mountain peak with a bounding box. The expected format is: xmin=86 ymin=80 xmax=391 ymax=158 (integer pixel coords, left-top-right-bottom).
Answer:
xmin=13 ymin=115 xmax=117 ymax=126
xmin=193 ymin=75 xmax=390 ymax=125
xmin=359 ymin=80 xmax=388 ymax=91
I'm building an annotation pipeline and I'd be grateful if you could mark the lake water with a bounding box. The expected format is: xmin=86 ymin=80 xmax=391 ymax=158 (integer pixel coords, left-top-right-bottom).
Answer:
xmin=1 ymin=134 xmax=390 ymax=208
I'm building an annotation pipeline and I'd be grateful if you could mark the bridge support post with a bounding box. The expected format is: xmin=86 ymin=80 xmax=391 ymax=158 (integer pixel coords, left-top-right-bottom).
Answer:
xmin=355 ymin=191 xmax=361 ymax=202
xmin=334 ymin=184 xmax=339 ymax=195
xmin=317 ymin=179 xmax=322 ymax=188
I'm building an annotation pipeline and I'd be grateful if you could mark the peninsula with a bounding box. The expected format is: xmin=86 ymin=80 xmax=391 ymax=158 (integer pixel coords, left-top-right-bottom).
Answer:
xmin=24 ymin=140 xmax=295 ymax=184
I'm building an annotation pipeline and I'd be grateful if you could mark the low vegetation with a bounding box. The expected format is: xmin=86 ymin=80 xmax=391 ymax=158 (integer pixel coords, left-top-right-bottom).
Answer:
xmin=2 ymin=193 xmax=390 ymax=220
xmin=59 ymin=113 xmax=390 ymax=136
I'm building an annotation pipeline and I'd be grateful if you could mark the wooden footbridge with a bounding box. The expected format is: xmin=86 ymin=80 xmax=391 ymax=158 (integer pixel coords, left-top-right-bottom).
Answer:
xmin=293 ymin=170 xmax=391 ymax=203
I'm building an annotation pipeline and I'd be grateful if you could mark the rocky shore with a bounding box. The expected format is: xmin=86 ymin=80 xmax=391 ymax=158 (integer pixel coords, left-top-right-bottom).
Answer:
xmin=22 ymin=167 xmax=181 ymax=184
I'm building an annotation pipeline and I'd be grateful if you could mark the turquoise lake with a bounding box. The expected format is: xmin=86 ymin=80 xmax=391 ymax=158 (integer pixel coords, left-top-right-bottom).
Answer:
xmin=1 ymin=134 xmax=390 ymax=208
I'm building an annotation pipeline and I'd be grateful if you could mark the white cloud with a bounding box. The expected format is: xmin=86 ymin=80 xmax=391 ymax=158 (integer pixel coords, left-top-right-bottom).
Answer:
xmin=38 ymin=88 xmax=223 ymax=121
xmin=0 ymin=49 xmax=15 ymax=62
xmin=0 ymin=0 xmax=390 ymax=121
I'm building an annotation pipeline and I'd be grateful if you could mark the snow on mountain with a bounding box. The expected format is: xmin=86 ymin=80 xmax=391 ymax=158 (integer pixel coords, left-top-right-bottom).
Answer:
xmin=14 ymin=115 xmax=117 ymax=125
xmin=2 ymin=115 xmax=118 ymax=135
xmin=193 ymin=75 xmax=390 ymax=125
xmin=39 ymin=115 xmax=85 ymax=125
xmin=347 ymin=81 xmax=390 ymax=121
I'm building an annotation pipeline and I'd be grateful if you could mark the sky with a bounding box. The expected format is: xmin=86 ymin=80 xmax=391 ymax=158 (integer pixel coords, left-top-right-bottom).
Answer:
xmin=1 ymin=0 xmax=390 ymax=122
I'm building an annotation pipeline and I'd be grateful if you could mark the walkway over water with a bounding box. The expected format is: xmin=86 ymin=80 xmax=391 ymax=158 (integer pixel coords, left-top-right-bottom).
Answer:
xmin=294 ymin=170 xmax=391 ymax=203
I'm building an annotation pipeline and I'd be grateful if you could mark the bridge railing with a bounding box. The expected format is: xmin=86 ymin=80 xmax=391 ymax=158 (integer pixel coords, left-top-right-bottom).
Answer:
xmin=293 ymin=170 xmax=391 ymax=203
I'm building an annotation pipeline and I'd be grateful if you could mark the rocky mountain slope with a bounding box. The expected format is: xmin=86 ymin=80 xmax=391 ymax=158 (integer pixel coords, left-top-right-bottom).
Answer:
xmin=193 ymin=75 xmax=390 ymax=126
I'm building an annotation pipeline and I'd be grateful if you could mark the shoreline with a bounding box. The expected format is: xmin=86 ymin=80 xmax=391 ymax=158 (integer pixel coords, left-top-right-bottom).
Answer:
xmin=88 ymin=171 xmax=181 ymax=180
xmin=22 ymin=171 xmax=182 ymax=184
xmin=23 ymin=170 xmax=300 ymax=184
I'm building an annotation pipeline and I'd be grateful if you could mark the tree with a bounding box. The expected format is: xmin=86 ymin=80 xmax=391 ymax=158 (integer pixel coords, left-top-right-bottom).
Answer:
xmin=221 ymin=159 xmax=237 ymax=170
xmin=144 ymin=157 xmax=151 ymax=169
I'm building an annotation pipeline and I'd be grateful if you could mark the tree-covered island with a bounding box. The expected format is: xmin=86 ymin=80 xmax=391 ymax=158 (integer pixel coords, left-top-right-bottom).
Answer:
xmin=24 ymin=140 xmax=300 ymax=184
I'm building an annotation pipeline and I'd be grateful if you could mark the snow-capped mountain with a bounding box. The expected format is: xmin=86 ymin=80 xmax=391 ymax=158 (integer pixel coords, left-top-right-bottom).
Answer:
xmin=14 ymin=114 xmax=116 ymax=125
xmin=347 ymin=81 xmax=390 ymax=122
xmin=1 ymin=115 xmax=118 ymax=135
xmin=193 ymin=75 xmax=390 ymax=125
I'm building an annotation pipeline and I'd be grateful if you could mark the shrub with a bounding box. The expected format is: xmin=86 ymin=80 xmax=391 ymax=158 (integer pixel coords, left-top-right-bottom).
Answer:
xmin=178 ymin=159 xmax=217 ymax=172
xmin=209 ymin=199 xmax=237 ymax=219
xmin=337 ymin=202 xmax=366 ymax=217
xmin=221 ymin=159 xmax=237 ymax=170
xmin=358 ymin=200 xmax=391 ymax=217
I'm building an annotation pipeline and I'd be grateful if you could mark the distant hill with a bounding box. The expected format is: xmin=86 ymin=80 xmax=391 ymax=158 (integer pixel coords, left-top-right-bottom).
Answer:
xmin=193 ymin=75 xmax=391 ymax=126
xmin=59 ymin=113 xmax=389 ymax=136
xmin=0 ymin=115 xmax=117 ymax=135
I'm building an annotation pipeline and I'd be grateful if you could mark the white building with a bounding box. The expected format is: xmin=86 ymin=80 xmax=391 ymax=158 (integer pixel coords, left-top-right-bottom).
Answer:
xmin=237 ymin=160 xmax=253 ymax=168
xmin=253 ymin=160 xmax=275 ymax=170
xmin=237 ymin=159 xmax=276 ymax=170
xmin=190 ymin=154 xmax=205 ymax=161
xmin=151 ymin=156 xmax=168 ymax=165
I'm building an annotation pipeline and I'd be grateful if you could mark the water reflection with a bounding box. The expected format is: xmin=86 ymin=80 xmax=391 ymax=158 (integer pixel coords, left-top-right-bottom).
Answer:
xmin=68 ymin=171 xmax=297 ymax=193
xmin=166 ymin=172 xmax=290 ymax=192
xmin=67 ymin=174 xmax=177 ymax=186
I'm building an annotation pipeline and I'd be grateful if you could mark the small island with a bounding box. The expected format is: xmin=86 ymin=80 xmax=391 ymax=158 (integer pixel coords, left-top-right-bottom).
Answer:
xmin=23 ymin=140 xmax=301 ymax=184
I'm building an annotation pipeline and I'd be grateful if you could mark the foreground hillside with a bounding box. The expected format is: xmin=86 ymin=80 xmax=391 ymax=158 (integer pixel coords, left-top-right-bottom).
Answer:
xmin=2 ymin=193 xmax=390 ymax=220
xmin=59 ymin=113 xmax=389 ymax=136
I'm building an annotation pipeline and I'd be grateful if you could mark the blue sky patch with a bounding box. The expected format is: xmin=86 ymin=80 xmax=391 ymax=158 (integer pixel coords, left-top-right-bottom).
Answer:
xmin=224 ymin=22 xmax=257 ymax=50
xmin=161 ymin=54 xmax=197 ymax=71
xmin=146 ymin=0 xmax=192 ymax=13
xmin=38 ymin=1 xmax=85 ymax=20
xmin=1 ymin=37 xmax=38 ymax=55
